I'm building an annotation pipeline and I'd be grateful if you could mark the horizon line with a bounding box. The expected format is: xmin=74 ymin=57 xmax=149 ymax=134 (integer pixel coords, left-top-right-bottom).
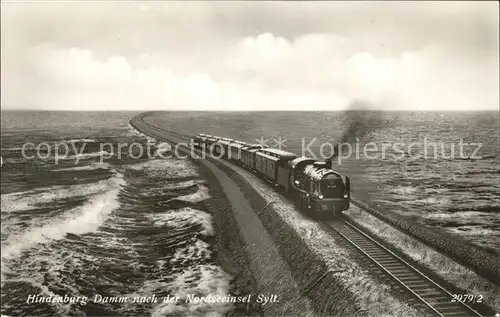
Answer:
xmin=1 ymin=109 xmax=499 ymax=113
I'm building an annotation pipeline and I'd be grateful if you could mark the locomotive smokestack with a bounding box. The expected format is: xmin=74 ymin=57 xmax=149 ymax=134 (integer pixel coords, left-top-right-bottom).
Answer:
xmin=326 ymin=158 xmax=333 ymax=169
xmin=326 ymin=143 xmax=341 ymax=168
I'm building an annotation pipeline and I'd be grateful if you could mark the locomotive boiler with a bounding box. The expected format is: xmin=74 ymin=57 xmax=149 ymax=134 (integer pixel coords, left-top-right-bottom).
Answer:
xmin=290 ymin=157 xmax=350 ymax=216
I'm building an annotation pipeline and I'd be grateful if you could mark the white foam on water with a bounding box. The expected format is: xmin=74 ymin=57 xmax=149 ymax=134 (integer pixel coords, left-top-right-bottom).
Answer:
xmin=0 ymin=196 xmax=30 ymax=214
xmin=1 ymin=157 xmax=29 ymax=164
xmin=424 ymin=212 xmax=453 ymax=219
xmin=426 ymin=211 xmax=493 ymax=219
xmin=66 ymin=150 xmax=114 ymax=159
xmin=172 ymin=185 xmax=211 ymax=203
xmin=127 ymin=124 xmax=150 ymax=139
xmin=63 ymin=139 xmax=97 ymax=143
xmin=155 ymin=142 xmax=172 ymax=156
xmin=147 ymin=136 xmax=158 ymax=144
xmin=171 ymin=239 xmax=212 ymax=266
xmin=1 ymin=177 xmax=116 ymax=213
xmin=424 ymin=211 xmax=498 ymax=229
xmin=3 ymin=275 xmax=74 ymax=315
xmin=146 ymin=180 xmax=206 ymax=194
xmin=127 ymin=158 xmax=199 ymax=178
xmin=1 ymin=147 xmax=23 ymax=151
xmin=147 ymin=207 xmax=214 ymax=236
xmin=448 ymin=226 xmax=500 ymax=236
xmin=151 ymin=265 xmax=233 ymax=317
xmin=390 ymin=186 xmax=417 ymax=195
xmin=413 ymin=196 xmax=451 ymax=206
xmin=54 ymin=162 xmax=110 ymax=172
xmin=0 ymin=173 xmax=125 ymax=280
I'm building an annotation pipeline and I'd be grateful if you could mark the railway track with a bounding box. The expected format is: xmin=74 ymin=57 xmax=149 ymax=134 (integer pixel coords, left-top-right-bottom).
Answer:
xmin=131 ymin=115 xmax=488 ymax=317
xmin=325 ymin=219 xmax=483 ymax=317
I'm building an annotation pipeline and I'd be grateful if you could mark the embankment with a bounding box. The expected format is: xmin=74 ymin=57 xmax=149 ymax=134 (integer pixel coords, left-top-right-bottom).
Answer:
xmin=136 ymin=111 xmax=500 ymax=286
xmin=130 ymin=116 xmax=369 ymax=316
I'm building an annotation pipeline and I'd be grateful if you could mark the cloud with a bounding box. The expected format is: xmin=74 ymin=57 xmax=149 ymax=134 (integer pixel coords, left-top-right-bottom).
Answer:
xmin=224 ymin=33 xmax=498 ymax=111
xmin=2 ymin=31 xmax=498 ymax=111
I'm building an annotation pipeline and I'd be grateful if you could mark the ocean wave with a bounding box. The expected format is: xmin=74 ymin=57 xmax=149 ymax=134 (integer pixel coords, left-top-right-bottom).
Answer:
xmin=127 ymin=158 xmax=199 ymax=178
xmin=1 ymin=176 xmax=116 ymax=213
xmin=425 ymin=210 xmax=497 ymax=220
xmin=448 ymin=226 xmax=500 ymax=236
xmin=62 ymin=139 xmax=97 ymax=143
xmin=1 ymin=147 xmax=22 ymax=152
xmin=2 ymin=251 xmax=90 ymax=315
xmin=479 ymin=154 xmax=499 ymax=160
xmin=389 ymin=186 xmax=417 ymax=195
xmin=127 ymin=125 xmax=150 ymax=139
xmin=171 ymin=240 xmax=212 ymax=266
xmin=54 ymin=162 xmax=110 ymax=172
xmin=457 ymin=169 xmax=500 ymax=175
xmin=1 ymin=173 xmax=125 ymax=279
xmin=411 ymin=196 xmax=452 ymax=206
xmin=155 ymin=142 xmax=171 ymax=156
xmin=160 ymin=179 xmax=206 ymax=191
xmin=132 ymin=179 xmax=206 ymax=197
xmin=147 ymin=207 xmax=214 ymax=236
xmin=170 ymin=185 xmax=211 ymax=203
xmin=66 ymin=150 xmax=113 ymax=159
xmin=127 ymin=125 xmax=169 ymax=152
xmin=147 ymin=136 xmax=158 ymax=144
xmin=151 ymin=265 xmax=233 ymax=317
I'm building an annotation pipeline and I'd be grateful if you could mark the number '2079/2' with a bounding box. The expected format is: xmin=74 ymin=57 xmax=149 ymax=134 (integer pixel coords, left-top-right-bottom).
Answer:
xmin=451 ymin=294 xmax=483 ymax=303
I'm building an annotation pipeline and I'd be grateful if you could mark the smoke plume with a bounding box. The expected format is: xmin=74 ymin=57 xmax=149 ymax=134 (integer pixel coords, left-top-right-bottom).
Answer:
xmin=333 ymin=100 xmax=387 ymax=157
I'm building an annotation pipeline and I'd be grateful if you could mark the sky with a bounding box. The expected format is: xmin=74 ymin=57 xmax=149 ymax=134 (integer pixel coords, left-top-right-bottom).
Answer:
xmin=1 ymin=1 xmax=498 ymax=111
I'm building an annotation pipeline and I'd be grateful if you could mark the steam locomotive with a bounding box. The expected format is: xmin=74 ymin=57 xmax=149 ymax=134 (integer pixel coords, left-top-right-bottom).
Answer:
xmin=193 ymin=133 xmax=350 ymax=218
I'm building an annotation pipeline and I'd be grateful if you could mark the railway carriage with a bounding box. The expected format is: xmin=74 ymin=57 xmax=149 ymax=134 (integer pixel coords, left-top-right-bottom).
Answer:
xmin=193 ymin=133 xmax=208 ymax=149
xmin=256 ymin=149 xmax=297 ymax=188
xmin=246 ymin=146 xmax=262 ymax=171
xmin=215 ymin=139 xmax=232 ymax=159
xmin=204 ymin=137 xmax=218 ymax=154
xmin=228 ymin=141 xmax=248 ymax=162
xmin=241 ymin=145 xmax=262 ymax=170
xmin=255 ymin=151 xmax=278 ymax=182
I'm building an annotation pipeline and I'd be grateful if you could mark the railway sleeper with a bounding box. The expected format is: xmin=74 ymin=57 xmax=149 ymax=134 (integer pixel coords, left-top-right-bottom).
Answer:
xmin=406 ymin=281 xmax=435 ymax=287
xmin=390 ymin=270 xmax=416 ymax=276
xmin=432 ymin=301 xmax=462 ymax=308
xmin=365 ymin=250 xmax=389 ymax=255
xmin=378 ymin=261 xmax=405 ymax=267
xmin=398 ymin=276 xmax=432 ymax=283
xmin=384 ymin=265 xmax=411 ymax=271
xmin=410 ymin=285 xmax=438 ymax=292
xmin=367 ymin=254 xmax=393 ymax=259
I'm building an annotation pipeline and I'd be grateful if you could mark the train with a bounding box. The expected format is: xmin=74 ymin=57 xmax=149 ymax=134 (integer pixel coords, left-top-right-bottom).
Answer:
xmin=192 ymin=133 xmax=351 ymax=219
